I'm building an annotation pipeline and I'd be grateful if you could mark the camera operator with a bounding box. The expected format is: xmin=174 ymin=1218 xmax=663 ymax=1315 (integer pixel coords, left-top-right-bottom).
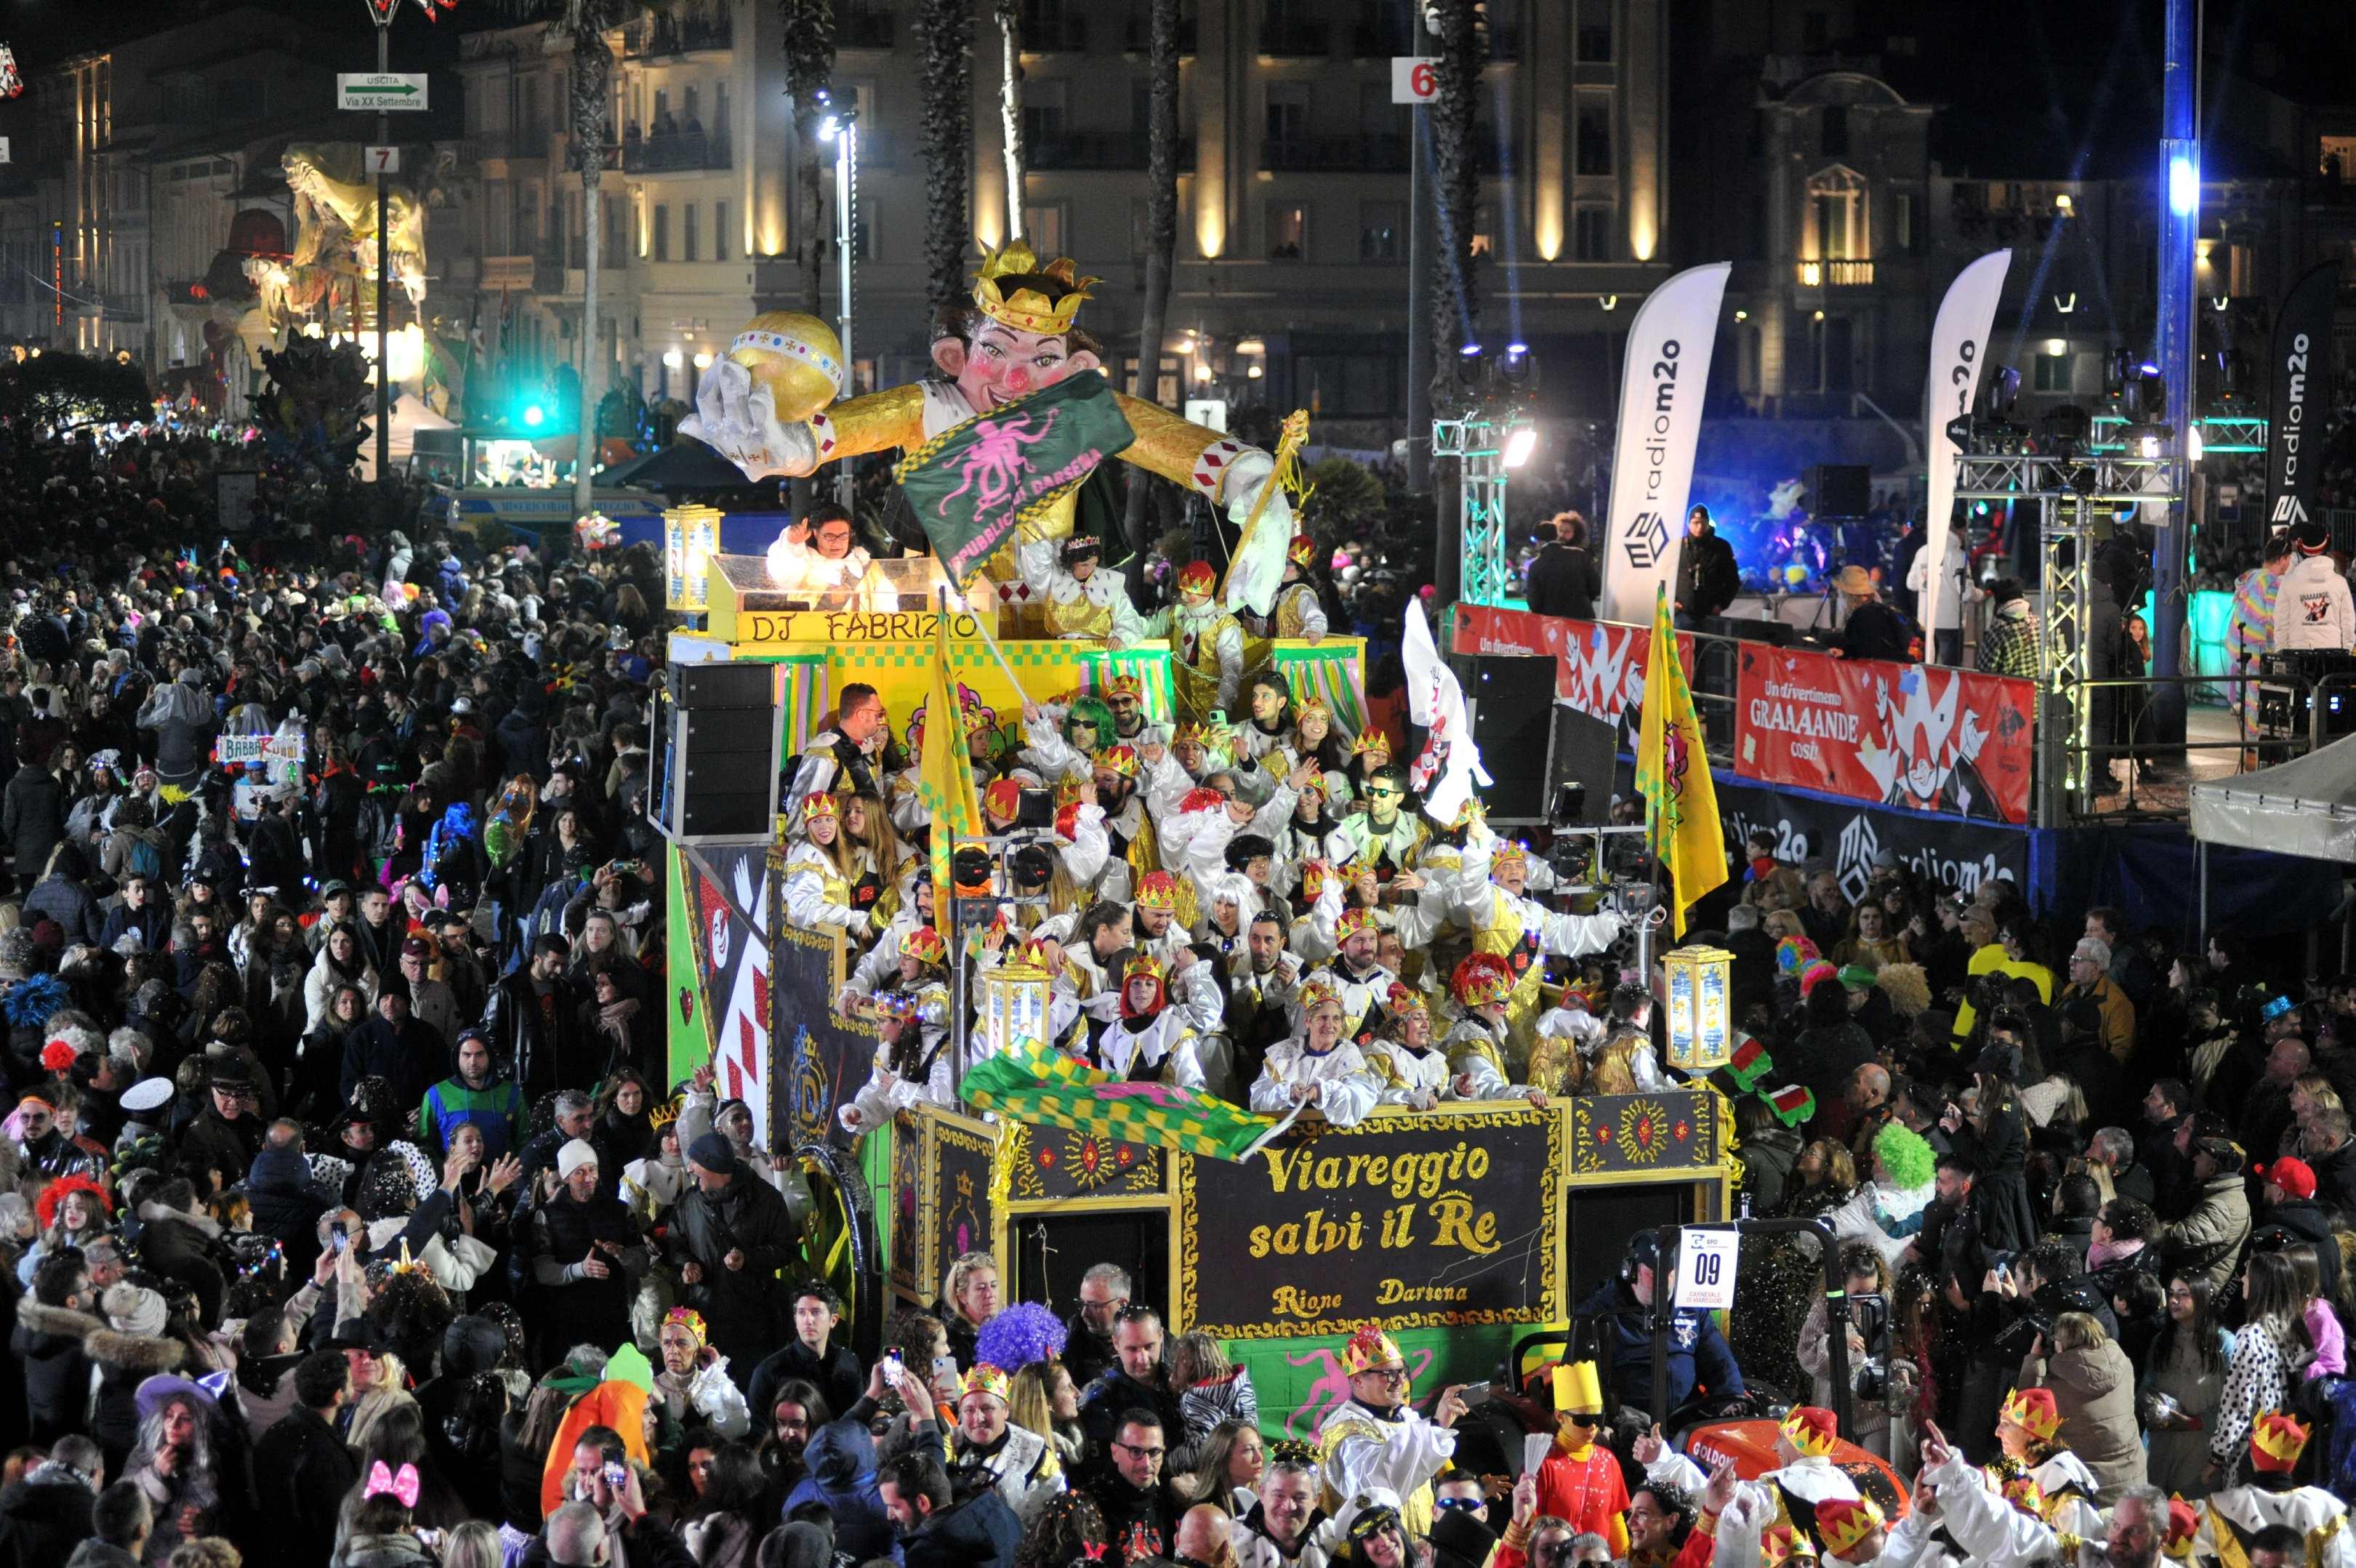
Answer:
xmin=1798 ymin=1245 xmax=1913 ymax=1461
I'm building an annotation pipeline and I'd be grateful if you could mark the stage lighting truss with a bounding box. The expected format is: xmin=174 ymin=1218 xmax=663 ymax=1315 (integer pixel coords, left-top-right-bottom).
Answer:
xmin=2086 ymin=412 xmax=2267 ymax=457
xmin=1434 ymin=399 xmax=1529 ymax=608
xmin=1950 ymin=449 xmax=2182 ymax=824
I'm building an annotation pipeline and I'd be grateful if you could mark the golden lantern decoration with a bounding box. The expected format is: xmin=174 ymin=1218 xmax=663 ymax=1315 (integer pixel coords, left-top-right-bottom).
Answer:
xmin=979 ymin=960 xmax=1050 ymax=1063
xmin=1662 ymin=945 xmax=1734 ymax=1074
xmin=663 ymin=503 xmax=723 ymax=612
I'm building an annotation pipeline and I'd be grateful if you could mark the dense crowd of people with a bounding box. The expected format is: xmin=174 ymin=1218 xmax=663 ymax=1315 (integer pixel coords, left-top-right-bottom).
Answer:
xmin=1 ymin=413 xmax=2352 ymax=1568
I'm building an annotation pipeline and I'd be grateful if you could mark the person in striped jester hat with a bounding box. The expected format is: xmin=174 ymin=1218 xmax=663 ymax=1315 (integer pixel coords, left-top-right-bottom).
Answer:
xmin=1315 ymin=1323 xmax=1466 ymax=1540
xmin=2198 ymin=1412 xmax=2349 ymax=1565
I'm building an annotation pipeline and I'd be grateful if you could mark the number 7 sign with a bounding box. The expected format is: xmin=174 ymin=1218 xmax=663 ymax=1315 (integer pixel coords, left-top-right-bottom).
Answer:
xmin=1391 ymin=57 xmax=1437 ymax=105
xmin=366 ymin=145 xmax=401 ymax=175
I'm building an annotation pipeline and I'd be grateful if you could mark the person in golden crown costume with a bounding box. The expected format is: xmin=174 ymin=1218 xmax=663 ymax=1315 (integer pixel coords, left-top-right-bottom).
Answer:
xmin=682 ymin=239 xmax=1296 ymax=616
xmin=1316 ymin=1323 xmax=1468 ymax=1540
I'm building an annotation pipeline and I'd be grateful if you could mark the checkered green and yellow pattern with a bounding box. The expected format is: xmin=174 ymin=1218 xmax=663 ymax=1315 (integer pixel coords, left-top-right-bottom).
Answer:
xmin=916 ymin=614 xmax=984 ymax=889
xmin=961 ymin=1038 xmax=1283 ymax=1163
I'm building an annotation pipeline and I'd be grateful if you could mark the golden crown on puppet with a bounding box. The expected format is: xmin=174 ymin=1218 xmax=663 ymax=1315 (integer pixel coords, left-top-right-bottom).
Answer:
xmin=725 ymin=310 xmax=848 ymax=424
xmin=973 ymin=240 xmax=1101 ymax=337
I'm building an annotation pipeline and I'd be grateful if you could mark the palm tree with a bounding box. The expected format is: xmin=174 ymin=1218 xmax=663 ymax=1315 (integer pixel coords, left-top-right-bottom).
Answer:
xmin=917 ymin=0 xmax=973 ymax=315
xmin=1426 ymin=0 xmax=1481 ymax=389
xmin=490 ymin=0 xmax=640 ymax=519
xmin=1122 ymin=0 xmax=1181 ymax=555
xmin=992 ymin=0 xmax=1025 ymax=240
xmin=780 ymin=0 xmax=838 ymax=315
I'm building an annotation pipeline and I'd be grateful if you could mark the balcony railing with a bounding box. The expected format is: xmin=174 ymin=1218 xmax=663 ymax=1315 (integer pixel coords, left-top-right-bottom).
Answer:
xmin=104 ymin=292 xmax=144 ymax=321
xmin=1123 ymin=16 xmax=1197 ymax=53
xmin=622 ymin=11 xmax=733 ymax=57
xmin=622 ymin=129 xmax=732 ymax=173
xmin=1260 ymin=20 xmax=1330 ymax=55
xmin=1265 ymin=134 xmax=1406 ymax=173
xmin=1021 ymin=15 xmax=1089 ymax=52
xmin=1029 ymin=132 xmax=1195 ymax=172
xmin=1796 ymin=259 xmax=1874 ymax=286
xmin=839 ymin=9 xmax=895 ymax=48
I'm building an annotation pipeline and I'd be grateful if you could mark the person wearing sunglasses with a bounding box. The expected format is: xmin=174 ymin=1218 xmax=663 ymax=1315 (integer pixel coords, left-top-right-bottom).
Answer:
xmin=1532 ymin=1361 xmax=1629 ymax=1555
xmin=1316 ymin=1324 xmax=1467 ymax=1538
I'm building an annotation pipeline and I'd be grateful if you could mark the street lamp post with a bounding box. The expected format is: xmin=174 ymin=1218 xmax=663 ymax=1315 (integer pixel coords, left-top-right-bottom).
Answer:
xmin=366 ymin=0 xmax=393 ymax=490
xmin=822 ymin=108 xmax=859 ymax=512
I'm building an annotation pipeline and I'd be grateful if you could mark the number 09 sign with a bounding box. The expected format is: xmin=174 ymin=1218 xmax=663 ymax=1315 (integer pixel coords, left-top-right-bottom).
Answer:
xmin=1671 ymin=1229 xmax=1740 ymax=1313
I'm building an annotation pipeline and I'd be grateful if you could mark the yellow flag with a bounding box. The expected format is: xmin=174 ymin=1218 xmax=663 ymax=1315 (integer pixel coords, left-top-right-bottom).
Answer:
xmin=917 ymin=612 xmax=984 ymax=891
xmin=1636 ymin=584 xmax=1727 ymax=936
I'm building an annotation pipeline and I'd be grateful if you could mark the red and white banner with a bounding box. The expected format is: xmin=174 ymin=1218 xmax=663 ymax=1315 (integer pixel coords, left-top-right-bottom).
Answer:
xmin=1450 ymin=603 xmax=1693 ymax=739
xmin=1734 ymin=643 xmax=2035 ymax=824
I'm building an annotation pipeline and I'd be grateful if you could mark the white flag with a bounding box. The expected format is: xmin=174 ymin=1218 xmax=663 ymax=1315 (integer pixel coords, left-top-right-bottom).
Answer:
xmin=1400 ymin=598 xmax=1488 ymax=822
xmin=1598 ymin=262 xmax=1733 ymax=623
xmin=1921 ymin=251 xmax=2013 ymax=636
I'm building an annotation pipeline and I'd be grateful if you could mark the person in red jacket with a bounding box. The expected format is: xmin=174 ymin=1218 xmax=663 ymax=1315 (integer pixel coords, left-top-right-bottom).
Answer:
xmin=1532 ymin=1361 xmax=1628 ymax=1555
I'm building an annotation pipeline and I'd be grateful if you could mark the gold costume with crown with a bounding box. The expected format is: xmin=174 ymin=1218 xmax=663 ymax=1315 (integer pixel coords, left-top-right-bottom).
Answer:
xmin=800 ymin=241 xmax=1256 ymax=563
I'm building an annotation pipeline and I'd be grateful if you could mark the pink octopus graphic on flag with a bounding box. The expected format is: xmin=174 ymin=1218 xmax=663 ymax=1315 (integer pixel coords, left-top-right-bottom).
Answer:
xmin=937 ymin=409 xmax=1063 ymax=518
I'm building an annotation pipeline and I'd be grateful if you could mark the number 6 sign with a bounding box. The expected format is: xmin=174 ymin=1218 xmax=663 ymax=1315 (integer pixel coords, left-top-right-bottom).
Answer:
xmin=1390 ymin=57 xmax=1437 ymax=105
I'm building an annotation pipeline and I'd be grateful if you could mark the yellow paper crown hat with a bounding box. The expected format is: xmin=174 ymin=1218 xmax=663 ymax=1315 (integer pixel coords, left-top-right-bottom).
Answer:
xmin=1551 ymin=1359 xmax=1603 ymax=1414
xmin=1817 ymin=1497 xmax=1885 ymax=1560
xmin=973 ymin=240 xmax=1101 ymax=337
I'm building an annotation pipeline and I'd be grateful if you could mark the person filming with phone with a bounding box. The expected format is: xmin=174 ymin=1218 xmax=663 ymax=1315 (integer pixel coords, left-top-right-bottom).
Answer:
xmin=549 ymin=1424 xmax=696 ymax=1568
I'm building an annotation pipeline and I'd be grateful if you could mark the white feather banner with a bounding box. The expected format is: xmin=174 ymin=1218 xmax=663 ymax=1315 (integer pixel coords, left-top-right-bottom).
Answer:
xmin=1401 ymin=598 xmax=1489 ymax=821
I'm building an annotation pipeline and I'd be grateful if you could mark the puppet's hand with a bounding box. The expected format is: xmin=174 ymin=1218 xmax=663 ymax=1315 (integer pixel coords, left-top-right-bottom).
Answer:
xmin=681 ymin=358 xmax=819 ymax=478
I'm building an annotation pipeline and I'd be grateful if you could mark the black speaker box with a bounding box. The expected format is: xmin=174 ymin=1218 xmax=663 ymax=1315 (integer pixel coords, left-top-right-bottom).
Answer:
xmin=671 ymin=661 xmax=774 ymax=709
xmin=1704 ymin=614 xmax=1796 ymax=647
xmin=1548 ymin=707 xmax=1618 ymax=825
xmin=664 ymin=662 xmax=779 ymax=840
xmin=1458 ymin=654 xmax=1559 ymax=821
xmin=1807 ymin=462 xmax=1872 ymax=518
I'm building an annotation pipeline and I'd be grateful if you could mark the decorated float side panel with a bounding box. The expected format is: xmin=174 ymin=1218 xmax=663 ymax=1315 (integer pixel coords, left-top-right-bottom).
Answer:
xmin=672 ymin=842 xmax=776 ymax=1147
xmin=770 ymin=920 xmax=880 ymax=1154
xmin=1176 ymin=1106 xmax=1566 ymax=1341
